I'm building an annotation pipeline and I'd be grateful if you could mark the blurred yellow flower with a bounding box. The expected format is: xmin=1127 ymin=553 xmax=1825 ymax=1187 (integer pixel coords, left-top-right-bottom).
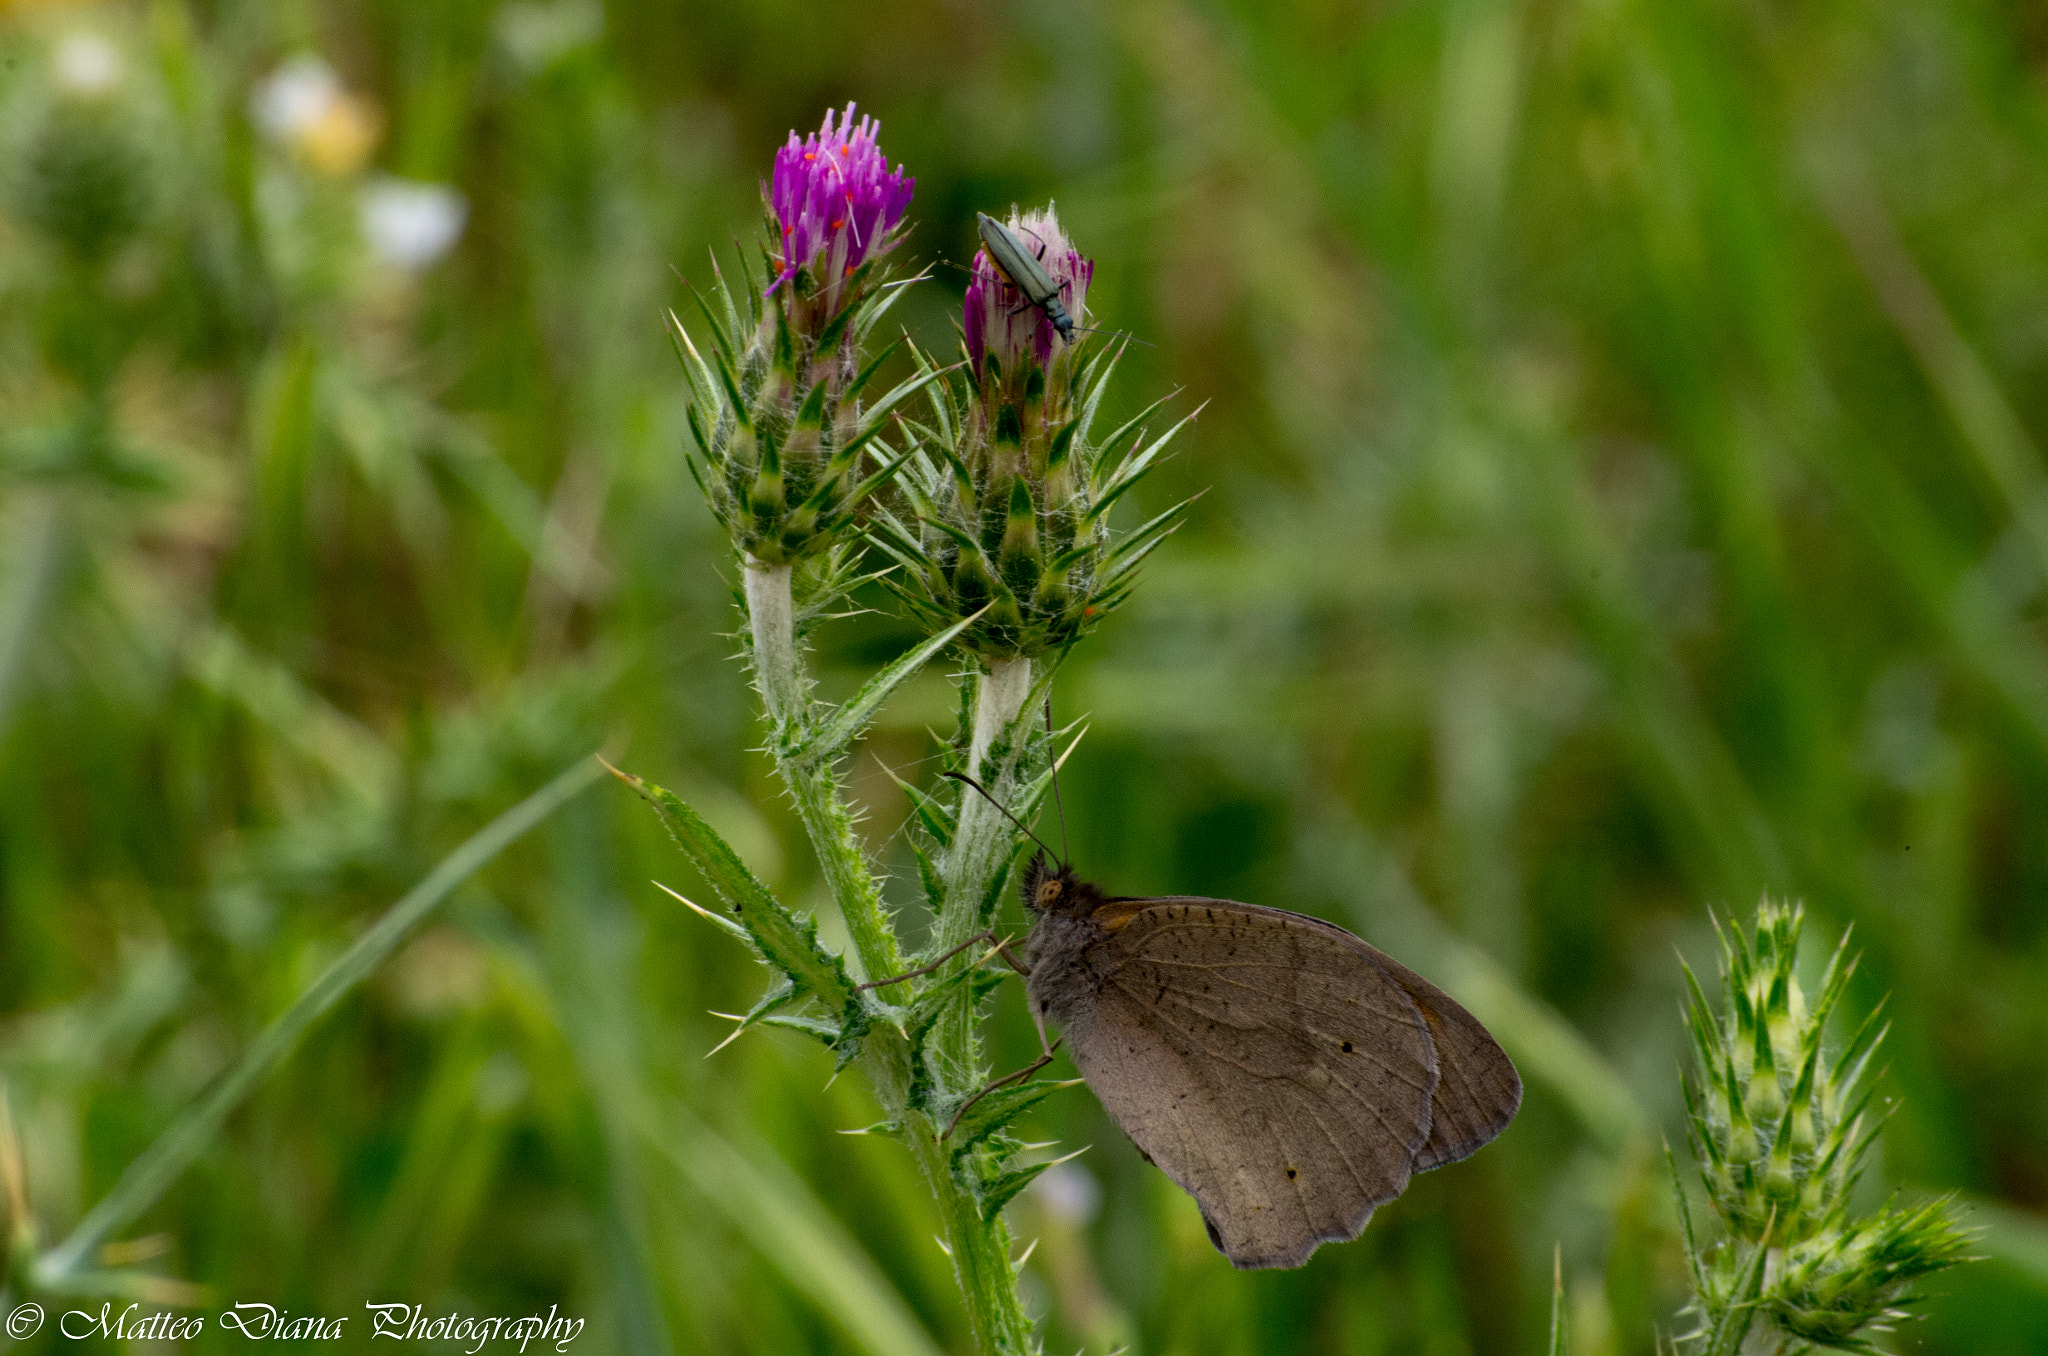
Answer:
xmin=298 ymin=94 xmax=378 ymax=176
xmin=251 ymin=54 xmax=380 ymax=177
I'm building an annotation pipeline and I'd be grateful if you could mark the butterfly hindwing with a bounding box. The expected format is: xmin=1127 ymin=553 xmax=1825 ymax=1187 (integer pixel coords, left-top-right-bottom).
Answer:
xmin=1069 ymin=899 xmax=1440 ymax=1269
xmin=1224 ymin=905 xmax=1524 ymax=1172
xmin=1359 ymin=944 xmax=1523 ymax=1170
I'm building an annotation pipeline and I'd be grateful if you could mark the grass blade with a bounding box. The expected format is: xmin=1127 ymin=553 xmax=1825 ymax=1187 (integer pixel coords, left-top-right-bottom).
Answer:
xmin=1549 ymin=1243 xmax=1569 ymax=1356
xmin=32 ymin=754 xmax=606 ymax=1286
xmin=639 ymin=1100 xmax=947 ymax=1356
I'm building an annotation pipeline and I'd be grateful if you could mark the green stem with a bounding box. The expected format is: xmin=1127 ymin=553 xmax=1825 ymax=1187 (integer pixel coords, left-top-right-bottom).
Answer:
xmin=870 ymin=1042 xmax=1035 ymax=1355
xmin=743 ymin=558 xmax=902 ymax=981
xmin=0 ymin=492 xmax=65 ymax=736
xmin=904 ymin=1117 xmax=1035 ymax=1354
xmin=931 ymin=657 xmax=1035 ymax=1088
xmin=739 ymin=561 xmax=1033 ymax=1354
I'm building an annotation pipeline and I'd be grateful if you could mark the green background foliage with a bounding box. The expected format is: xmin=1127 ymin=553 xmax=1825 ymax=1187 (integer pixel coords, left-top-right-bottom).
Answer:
xmin=3 ymin=0 xmax=2046 ymax=1351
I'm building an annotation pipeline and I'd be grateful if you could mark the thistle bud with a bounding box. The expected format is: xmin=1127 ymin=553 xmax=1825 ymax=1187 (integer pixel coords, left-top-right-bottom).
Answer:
xmin=1675 ymin=900 xmax=1972 ymax=1352
xmin=678 ymin=105 xmax=930 ymax=566
xmin=1768 ymin=1200 xmax=1974 ymax=1346
xmin=12 ymin=34 xmax=154 ymax=263
xmin=765 ymin=104 xmax=913 ymax=326
xmin=874 ymin=204 xmax=1192 ymax=658
xmin=962 ymin=206 xmax=1092 ymax=390
xmin=1683 ymin=901 xmax=1859 ymax=1244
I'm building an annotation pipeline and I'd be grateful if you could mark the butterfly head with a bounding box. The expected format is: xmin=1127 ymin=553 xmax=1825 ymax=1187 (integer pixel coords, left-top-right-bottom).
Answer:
xmin=1022 ymin=851 xmax=1106 ymax=917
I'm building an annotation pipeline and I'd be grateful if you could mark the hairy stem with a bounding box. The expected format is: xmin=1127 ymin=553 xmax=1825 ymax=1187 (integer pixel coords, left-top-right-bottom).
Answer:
xmin=902 ymin=1091 xmax=1036 ymax=1353
xmin=857 ymin=1040 xmax=1035 ymax=1355
xmin=743 ymin=558 xmax=902 ymax=981
xmin=741 ymin=562 xmax=1032 ymax=1353
xmin=931 ymin=656 xmax=1035 ymax=1089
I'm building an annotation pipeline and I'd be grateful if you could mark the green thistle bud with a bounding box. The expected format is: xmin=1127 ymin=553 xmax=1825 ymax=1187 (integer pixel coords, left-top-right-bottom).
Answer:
xmin=1768 ymin=1200 xmax=1975 ymax=1346
xmin=1683 ymin=900 xmax=1846 ymax=1244
xmin=9 ymin=37 xmax=154 ymax=264
xmin=1673 ymin=900 xmax=1973 ymax=1354
xmin=872 ymin=204 xmax=1196 ymax=658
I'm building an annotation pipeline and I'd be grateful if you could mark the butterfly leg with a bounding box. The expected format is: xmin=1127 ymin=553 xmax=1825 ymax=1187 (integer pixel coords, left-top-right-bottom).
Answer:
xmin=940 ymin=1035 xmax=1065 ymax=1140
xmin=854 ymin=930 xmax=1013 ymax=992
xmin=990 ymin=936 xmax=1032 ymax=977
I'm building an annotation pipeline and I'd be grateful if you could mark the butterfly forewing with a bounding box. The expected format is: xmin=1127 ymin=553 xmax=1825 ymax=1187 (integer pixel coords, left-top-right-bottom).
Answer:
xmin=1069 ymin=899 xmax=1441 ymax=1269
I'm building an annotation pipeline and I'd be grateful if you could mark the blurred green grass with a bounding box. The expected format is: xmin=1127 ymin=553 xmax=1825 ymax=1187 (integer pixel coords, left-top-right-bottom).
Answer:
xmin=2 ymin=0 xmax=2047 ymax=1352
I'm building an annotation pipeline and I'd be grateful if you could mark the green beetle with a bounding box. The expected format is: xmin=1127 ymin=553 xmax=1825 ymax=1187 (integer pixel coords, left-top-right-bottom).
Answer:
xmin=977 ymin=211 xmax=1078 ymax=345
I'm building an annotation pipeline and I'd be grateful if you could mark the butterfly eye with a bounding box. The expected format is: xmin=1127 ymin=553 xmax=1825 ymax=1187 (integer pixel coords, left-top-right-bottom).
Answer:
xmin=1036 ymin=879 xmax=1064 ymax=907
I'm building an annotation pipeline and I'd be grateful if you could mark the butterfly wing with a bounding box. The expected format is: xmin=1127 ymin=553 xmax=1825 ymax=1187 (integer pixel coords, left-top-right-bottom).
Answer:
xmin=1358 ymin=944 xmax=1522 ymax=1170
xmin=1204 ymin=903 xmax=1522 ymax=1171
xmin=1064 ymin=899 xmax=1440 ymax=1269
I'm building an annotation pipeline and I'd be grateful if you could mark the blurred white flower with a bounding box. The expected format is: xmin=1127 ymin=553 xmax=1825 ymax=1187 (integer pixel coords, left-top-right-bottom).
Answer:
xmin=1032 ymin=1161 xmax=1101 ymax=1226
xmin=495 ymin=0 xmax=603 ymax=73
xmin=359 ymin=178 xmax=467 ymax=269
xmin=253 ymin=54 xmax=378 ymax=175
xmin=53 ymin=33 xmax=123 ymax=98
xmin=252 ymin=54 xmax=341 ymax=141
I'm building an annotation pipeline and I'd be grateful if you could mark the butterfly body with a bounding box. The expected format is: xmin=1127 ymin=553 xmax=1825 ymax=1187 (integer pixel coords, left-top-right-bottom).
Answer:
xmin=1018 ymin=854 xmax=1520 ymax=1270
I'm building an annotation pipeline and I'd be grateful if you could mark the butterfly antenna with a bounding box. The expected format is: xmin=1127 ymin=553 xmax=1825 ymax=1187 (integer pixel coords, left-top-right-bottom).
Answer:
xmin=1045 ymin=695 xmax=1071 ymax=864
xmin=941 ymin=771 xmax=1062 ymax=864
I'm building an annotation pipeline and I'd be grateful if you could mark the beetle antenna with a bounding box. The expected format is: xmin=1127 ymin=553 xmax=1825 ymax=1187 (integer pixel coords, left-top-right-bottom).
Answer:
xmin=942 ymin=772 xmax=1063 ymax=866
xmin=1068 ymin=325 xmax=1155 ymax=349
xmin=1045 ymin=696 xmax=1071 ymax=863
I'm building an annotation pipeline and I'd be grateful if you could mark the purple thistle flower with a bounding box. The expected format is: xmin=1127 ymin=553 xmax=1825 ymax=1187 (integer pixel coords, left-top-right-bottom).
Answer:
xmin=964 ymin=206 xmax=1093 ymax=380
xmin=765 ymin=103 xmax=913 ymax=302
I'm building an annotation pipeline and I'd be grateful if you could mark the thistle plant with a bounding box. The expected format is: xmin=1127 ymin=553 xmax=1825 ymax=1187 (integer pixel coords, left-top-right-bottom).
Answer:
xmin=636 ymin=123 xmax=1191 ymax=1356
xmin=864 ymin=208 xmax=1194 ymax=1094
xmin=874 ymin=205 xmax=1193 ymax=662
xmin=677 ymin=103 xmax=922 ymax=570
xmin=1673 ymin=901 xmax=1973 ymax=1354
xmin=5 ymin=31 xmax=158 ymax=436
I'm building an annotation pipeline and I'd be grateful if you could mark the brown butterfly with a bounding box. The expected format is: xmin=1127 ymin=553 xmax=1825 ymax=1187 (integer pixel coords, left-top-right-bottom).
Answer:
xmin=1015 ymin=851 xmax=1521 ymax=1270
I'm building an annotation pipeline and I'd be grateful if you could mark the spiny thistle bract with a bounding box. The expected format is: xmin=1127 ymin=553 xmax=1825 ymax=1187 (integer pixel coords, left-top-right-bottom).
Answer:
xmin=675 ymin=104 xmax=935 ymax=566
xmin=1766 ymin=1199 xmax=1977 ymax=1348
xmin=1675 ymin=900 xmax=1973 ymax=1354
xmin=872 ymin=205 xmax=1196 ymax=659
